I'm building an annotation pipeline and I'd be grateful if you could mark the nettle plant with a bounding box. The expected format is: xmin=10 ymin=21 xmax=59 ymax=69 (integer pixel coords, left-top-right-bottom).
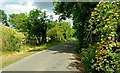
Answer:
xmin=89 ymin=2 xmax=120 ymax=73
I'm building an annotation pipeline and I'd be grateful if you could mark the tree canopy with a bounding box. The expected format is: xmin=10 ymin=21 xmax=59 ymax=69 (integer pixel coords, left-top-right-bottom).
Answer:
xmin=54 ymin=2 xmax=98 ymax=50
xmin=47 ymin=21 xmax=75 ymax=41
xmin=0 ymin=9 xmax=9 ymax=26
xmin=8 ymin=8 xmax=75 ymax=45
xmin=9 ymin=9 xmax=48 ymax=45
xmin=9 ymin=13 xmax=28 ymax=32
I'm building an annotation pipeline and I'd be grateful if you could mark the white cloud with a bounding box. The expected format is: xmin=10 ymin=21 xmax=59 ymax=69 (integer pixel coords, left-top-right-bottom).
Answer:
xmin=3 ymin=2 xmax=36 ymax=14
xmin=0 ymin=1 xmax=73 ymax=24
xmin=0 ymin=0 xmax=7 ymax=9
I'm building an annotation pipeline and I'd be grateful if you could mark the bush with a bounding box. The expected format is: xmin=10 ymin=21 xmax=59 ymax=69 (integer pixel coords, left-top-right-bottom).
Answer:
xmin=0 ymin=25 xmax=25 ymax=52
xmin=87 ymin=2 xmax=120 ymax=73
xmin=81 ymin=45 xmax=97 ymax=72
xmin=91 ymin=37 xmax=120 ymax=73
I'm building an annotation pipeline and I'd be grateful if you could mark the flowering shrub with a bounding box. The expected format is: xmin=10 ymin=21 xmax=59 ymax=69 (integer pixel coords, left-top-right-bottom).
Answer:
xmin=89 ymin=2 xmax=120 ymax=73
xmin=81 ymin=1 xmax=120 ymax=73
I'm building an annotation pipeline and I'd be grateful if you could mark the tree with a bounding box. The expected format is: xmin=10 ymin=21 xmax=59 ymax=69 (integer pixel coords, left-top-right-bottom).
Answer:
xmin=54 ymin=2 xmax=98 ymax=51
xmin=29 ymin=9 xmax=47 ymax=44
xmin=9 ymin=13 xmax=28 ymax=32
xmin=41 ymin=11 xmax=47 ymax=43
xmin=9 ymin=9 xmax=48 ymax=45
xmin=58 ymin=22 xmax=75 ymax=40
xmin=47 ymin=21 xmax=75 ymax=41
xmin=0 ymin=9 xmax=9 ymax=26
xmin=47 ymin=24 xmax=64 ymax=41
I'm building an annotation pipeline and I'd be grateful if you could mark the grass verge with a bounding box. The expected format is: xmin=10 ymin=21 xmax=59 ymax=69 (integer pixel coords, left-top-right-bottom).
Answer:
xmin=1 ymin=41 xmax=64 ymax=68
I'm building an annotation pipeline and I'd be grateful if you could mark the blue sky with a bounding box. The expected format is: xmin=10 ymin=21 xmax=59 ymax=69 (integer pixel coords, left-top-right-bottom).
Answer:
xmin=0 ymin=0 xmax=73 ymax=24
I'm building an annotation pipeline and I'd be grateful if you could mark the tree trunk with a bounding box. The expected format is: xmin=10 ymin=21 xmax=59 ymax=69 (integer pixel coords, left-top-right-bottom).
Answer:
xmin=36 ymin=37 xmax=41 ymax=46
xmin=42 ymin=31 xmax=46 ymax=44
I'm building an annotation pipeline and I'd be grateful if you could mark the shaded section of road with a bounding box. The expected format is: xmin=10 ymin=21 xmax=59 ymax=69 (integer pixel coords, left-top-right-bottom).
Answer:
xmin=3 ymin=40 xmax=78 ymax=71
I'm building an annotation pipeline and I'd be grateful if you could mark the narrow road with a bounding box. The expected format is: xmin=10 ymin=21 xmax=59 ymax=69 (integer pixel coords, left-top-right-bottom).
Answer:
xmin=3 ymin=40 xmax=78 ymax=71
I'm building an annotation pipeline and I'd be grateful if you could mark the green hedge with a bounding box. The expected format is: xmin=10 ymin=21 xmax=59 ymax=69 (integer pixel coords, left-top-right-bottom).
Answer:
xmin=81 ymin=2 xmax=120 ymax=73
xmin=0 ymin=24 xmax=25 ymax=52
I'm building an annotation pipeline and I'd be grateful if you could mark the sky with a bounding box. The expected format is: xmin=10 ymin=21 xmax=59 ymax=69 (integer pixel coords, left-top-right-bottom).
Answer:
xmin=0 ymin=0 xmax=73 ymax=25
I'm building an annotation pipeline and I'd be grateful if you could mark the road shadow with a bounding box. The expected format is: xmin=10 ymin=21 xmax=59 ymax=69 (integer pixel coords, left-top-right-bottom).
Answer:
xmin=47 ymin=40 xmax=84 ymax=72
xmin=28 ymin=40 xmax=81 ymax=72
xmin=47 ymin=40 xmax=78 ymax=54
xmin=67 ymin=53 xmax=86 ymax=73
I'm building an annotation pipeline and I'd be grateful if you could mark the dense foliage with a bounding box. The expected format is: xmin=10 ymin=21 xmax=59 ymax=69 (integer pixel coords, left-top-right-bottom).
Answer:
xmin=9 ymin=9 xmax=48 ymax=45
xmin=9 ymin=13 xmax=28 ymax=32
xmin=81 ymin=2 xmax=120 ymax=73
xmin=47 ymin=21 xmax=75 ymax=41
xmin=54 ymin=2 xmax=98 ymax=51
xmin=1 ymin=7 xmax=75 ymax=52
xmin=54 ymin=1 xmax=120 ymax=73
xmin=1 ymin=1 xmax=119 ymax=73
xmin=0 ymin=9 xmax=8 ymax=26
xmin=0 ymin=24 xmax=25 ymax=52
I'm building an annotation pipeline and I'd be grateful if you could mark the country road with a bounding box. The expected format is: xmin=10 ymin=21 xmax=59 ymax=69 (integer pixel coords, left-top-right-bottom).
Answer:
xmin=3 ymin=40 xmax=78 ymax=71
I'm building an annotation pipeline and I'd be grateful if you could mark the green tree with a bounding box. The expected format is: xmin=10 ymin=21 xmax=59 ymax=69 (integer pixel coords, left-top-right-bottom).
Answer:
xmin=54 ymin=2 xmax=98 ymax=51
xmin=47 ymin=21 xmax=75 ymax=41
xmin=0 ymin=9 xmax=9 ymax=26
xmin=9 ymin=13 xmax=28 ymax=32
xmin=58 ymin=22 xmax=75 ymax=40
xmin=47 ymin=24 xmax=64 ymax=41
xmin=41 ymin=11 xmax=47 ymax=43
xmin=29 ymin=9 xmax=47 ymax=44
xmin=9 ymin=9 xmax=48 ymax=45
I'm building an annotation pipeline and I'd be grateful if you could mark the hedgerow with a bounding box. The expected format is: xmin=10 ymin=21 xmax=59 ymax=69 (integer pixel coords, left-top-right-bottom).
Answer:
xmin=0 ymin=25 xmax=25 ymax=52
xmin=81 ymin=1 xmax=120 ymax=73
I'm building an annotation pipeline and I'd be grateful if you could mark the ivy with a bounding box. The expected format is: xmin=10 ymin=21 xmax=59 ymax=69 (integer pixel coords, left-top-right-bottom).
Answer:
xmin=89 ymin=2 xmax=120 ymax=73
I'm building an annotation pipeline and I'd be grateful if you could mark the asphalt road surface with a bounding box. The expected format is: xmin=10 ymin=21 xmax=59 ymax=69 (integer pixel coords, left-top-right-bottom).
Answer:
xmin=3 ymin=40 xmax=78 ymax=71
